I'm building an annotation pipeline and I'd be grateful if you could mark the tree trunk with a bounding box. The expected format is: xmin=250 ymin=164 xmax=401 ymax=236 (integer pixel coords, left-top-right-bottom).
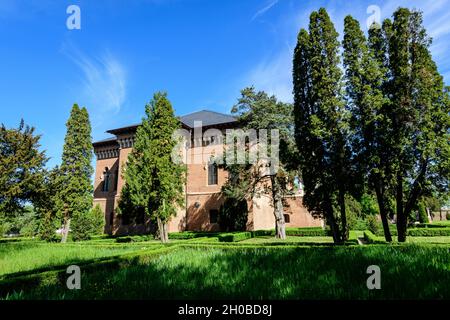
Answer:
xmin=271 ymin=175 xmax=286 ymax=239
xmin=374 ymin=182 xmax=392 ymax=242
xmin=157 ymin=217 xmax=169 ymax=243
xmin=396 ymin=172 xmax=407 ymax=242
xmin=61 ymin=218 xmax=71 ymax=243
xmin=325 ymin=199 xmax=342 ymax=244
xmin=338 ymin=187 xmax=348 ymax=242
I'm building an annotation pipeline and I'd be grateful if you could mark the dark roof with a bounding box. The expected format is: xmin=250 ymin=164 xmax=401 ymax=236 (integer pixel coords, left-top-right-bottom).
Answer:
xmin=103 ymin=110 xmax=237 ymax=137
xmin=92 ymin=137 xmax=119 ymax=147
xmin=179 ymin=110 xmax=237 ymax=128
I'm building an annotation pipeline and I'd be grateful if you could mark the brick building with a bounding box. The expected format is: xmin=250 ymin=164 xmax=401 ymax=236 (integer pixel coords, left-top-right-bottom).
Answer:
xmin=93 ymin=110 xmax=322 ymax=235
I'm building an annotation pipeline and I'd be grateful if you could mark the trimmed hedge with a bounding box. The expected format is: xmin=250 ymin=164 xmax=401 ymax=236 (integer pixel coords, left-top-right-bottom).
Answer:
xmin=251 ymin=227 xmax=328 ymax=237
xmin=375 ymin=226 xmax=450 ymax=237
xmin=168 ymin=232 xmax=219 ymax=240
xmin=218 ymin=232 xmax=252 ymax=242
xmin=363 ymin=230 xmax=385 ymax=244
xmin=408 ymin=228 xmax=450 ymax=237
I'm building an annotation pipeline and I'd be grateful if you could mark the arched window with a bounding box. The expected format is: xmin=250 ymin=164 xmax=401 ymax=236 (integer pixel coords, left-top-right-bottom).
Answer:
xmin=208 ymin=163 xmax=218 ymax=185
xmin=102 ymin=167 xmax=110 ymax=192
xmin=284 ymin=214 xmax=290 ymax=223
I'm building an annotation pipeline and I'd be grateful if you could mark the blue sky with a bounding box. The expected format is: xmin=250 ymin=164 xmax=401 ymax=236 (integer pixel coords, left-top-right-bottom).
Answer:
xmin=1 ymin=0 xmax=450 ymax=169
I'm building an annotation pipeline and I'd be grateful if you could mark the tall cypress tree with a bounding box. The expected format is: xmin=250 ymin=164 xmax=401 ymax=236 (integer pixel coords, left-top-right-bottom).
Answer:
xmin=387 ymin=8 xmax=450 ymax=241
xmin=57 ymin=104 xmax=93 ymax=242
xmin=293 ymin=8 xmax=351 ymax=243
xmin=123 ymin=92 xmax=186 ymax=243
xmin=342 ymin=16 xmax=393 ymax=242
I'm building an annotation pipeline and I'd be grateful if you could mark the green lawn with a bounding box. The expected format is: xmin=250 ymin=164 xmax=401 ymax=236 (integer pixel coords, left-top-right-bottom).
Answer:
xmin=0 ymin=240 xmax=159 ymax=278
xmin=1 ymin=234 xmax=449 ymax=300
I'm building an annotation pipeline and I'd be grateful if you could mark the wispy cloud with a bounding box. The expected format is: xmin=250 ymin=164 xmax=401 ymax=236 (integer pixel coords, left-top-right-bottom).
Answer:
xmin=244 ymin=44 xmax=294 ymax=102
xmin=61 ymin=42 xmax=127 ymax=127
xmin=252 ymin=0 xmax=279 ymax=21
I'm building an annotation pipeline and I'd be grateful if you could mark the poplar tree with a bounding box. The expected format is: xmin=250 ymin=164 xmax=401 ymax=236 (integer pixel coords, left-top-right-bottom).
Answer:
xmin=56 ymin=105 xmax=93 ymax=242
xmin=293 ymin=8 xmax=351 ymax=243
xmin=123 ymin=92 xmax=186 ymax=243
xmin=342 ymin=16 xmax=393 ymax=241
xmin=386 ymin=8 xmax=450 ymax=241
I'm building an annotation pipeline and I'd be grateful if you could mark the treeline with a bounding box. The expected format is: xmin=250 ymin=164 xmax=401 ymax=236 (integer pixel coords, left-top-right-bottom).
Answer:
xmin=0 ymin=105 xmax=104 ymax=241
xmin=293 ymin=7 xmax=450 ymax=242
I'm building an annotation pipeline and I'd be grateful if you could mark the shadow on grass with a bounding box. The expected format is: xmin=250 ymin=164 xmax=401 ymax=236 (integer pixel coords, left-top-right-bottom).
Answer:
xmin=3 ymin=245 xmax=449 ymax=300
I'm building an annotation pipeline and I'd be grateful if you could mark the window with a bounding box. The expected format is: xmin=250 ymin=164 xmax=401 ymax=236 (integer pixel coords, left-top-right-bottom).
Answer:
xmin=114 ymin=169 xmax=119 ymax=191
xmin=208 ymin=163 xmax=218 ymax=185
xmin=284 ymin=214 xmax=290 ymax=223
xmin=102 ymin=167 xmax=110 ymax=192
xmin=209 ymin=209 xmax=219 ymax=224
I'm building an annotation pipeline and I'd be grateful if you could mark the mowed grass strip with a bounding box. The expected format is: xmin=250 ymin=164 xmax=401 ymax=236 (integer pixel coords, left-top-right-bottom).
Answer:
xmin=0 ymin=241 xmax=160 ymax=278
xmin=4 ymin=245 xmax=449 ymax=300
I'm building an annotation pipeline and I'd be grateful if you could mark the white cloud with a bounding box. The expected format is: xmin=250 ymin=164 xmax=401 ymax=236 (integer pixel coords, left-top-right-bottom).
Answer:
xmin=61 ymin=43 xmax=127 ymax=127
xmin=252 ymin=0 xmax=279 ymax=21
xmin=245 ymin=45 xmax=293 ymax=103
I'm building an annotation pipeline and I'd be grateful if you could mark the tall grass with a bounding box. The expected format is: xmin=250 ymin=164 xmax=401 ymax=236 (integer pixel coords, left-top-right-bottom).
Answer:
xmin=4 ymin=245 xmax=449 ymax=300
xmin=0 ymin=241 xmax=152 ymax=278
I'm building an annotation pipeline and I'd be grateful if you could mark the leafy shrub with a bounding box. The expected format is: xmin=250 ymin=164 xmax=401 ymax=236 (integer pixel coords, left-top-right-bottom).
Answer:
xmin=366 ymin=215 xmax=379 ymax=234
xmin=218 ymin=232 xmax=252 ymax=242
xmin=345 ymin=195 xmax=362 ymax=230
xmin=38 ymin=211 xmax=60 ymax=242
xmin=447 ymin=212 xmax=450 ymax=220
xmin=353 ymin=219 xmax=368 ymax=231
xmin=417 ymin=202 xmax=429 ymax=223
xmin=218 ymin=197 xmax=248 ymax=231
xmin=71 ymin=206 xmax=106 ymax=241
xmin=360 ymin=194 xmax=379 ymax=216
xmin=91 ymin=204 xmax=105 ymax=235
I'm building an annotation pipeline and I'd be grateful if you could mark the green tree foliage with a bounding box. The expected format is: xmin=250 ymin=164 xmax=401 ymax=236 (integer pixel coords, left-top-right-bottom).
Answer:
xmin=0 ymin=120 xmax=47 ymax=222
xmin=342 ymin=16 xmax=395 ymax=242
xmin=385 ymin=9 xmax=450 ymax=241
xmin=218 ymin=197 xmax=248 ymax=232
xmin=37 ymin=167 xmax=61 ymax=241
xmin=123 ymin=92 xmax=186 ymax=243
xmin=55 ymin=105 xmax=94 ymax=242
xmin=293 ymin=8 xmax=351 ymax=243
xmin=91 ymin=204 xmax=105 ymax=235
xmin=417 ymin=201 xmax=429 ymax=224
xmin=71 ymin=204 xmax=104 ymax=241
xmin=228 ymin=87 xmax=297 ymax=239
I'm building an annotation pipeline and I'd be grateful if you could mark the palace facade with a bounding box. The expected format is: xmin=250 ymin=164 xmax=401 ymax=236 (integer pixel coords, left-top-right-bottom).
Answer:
xmin=92 ymin=110 xmax=322 ymax=235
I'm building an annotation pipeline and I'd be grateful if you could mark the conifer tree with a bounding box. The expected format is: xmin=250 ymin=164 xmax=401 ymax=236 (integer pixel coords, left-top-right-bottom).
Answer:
xmin=0 ymin=120 xmax=47 ymax=220
xmin=123 ymin=92 xmax=185 ymax=243
xmin=342 ymin=16 xmax=393 ymax=242
xmin=56 ymin=105 xmax=93 ymax=242
xmin=293 ymin=8 xmax=351 ymax=243
xmin=386 ymin=8 xmax=450 ymax=241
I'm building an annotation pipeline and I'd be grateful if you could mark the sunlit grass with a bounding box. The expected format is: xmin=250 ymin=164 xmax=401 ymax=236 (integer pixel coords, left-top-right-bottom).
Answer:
xmin=4 ymin=244 xmax=449 ymax=300
xmin=0 ymin=241 xmax=154 ymax=277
